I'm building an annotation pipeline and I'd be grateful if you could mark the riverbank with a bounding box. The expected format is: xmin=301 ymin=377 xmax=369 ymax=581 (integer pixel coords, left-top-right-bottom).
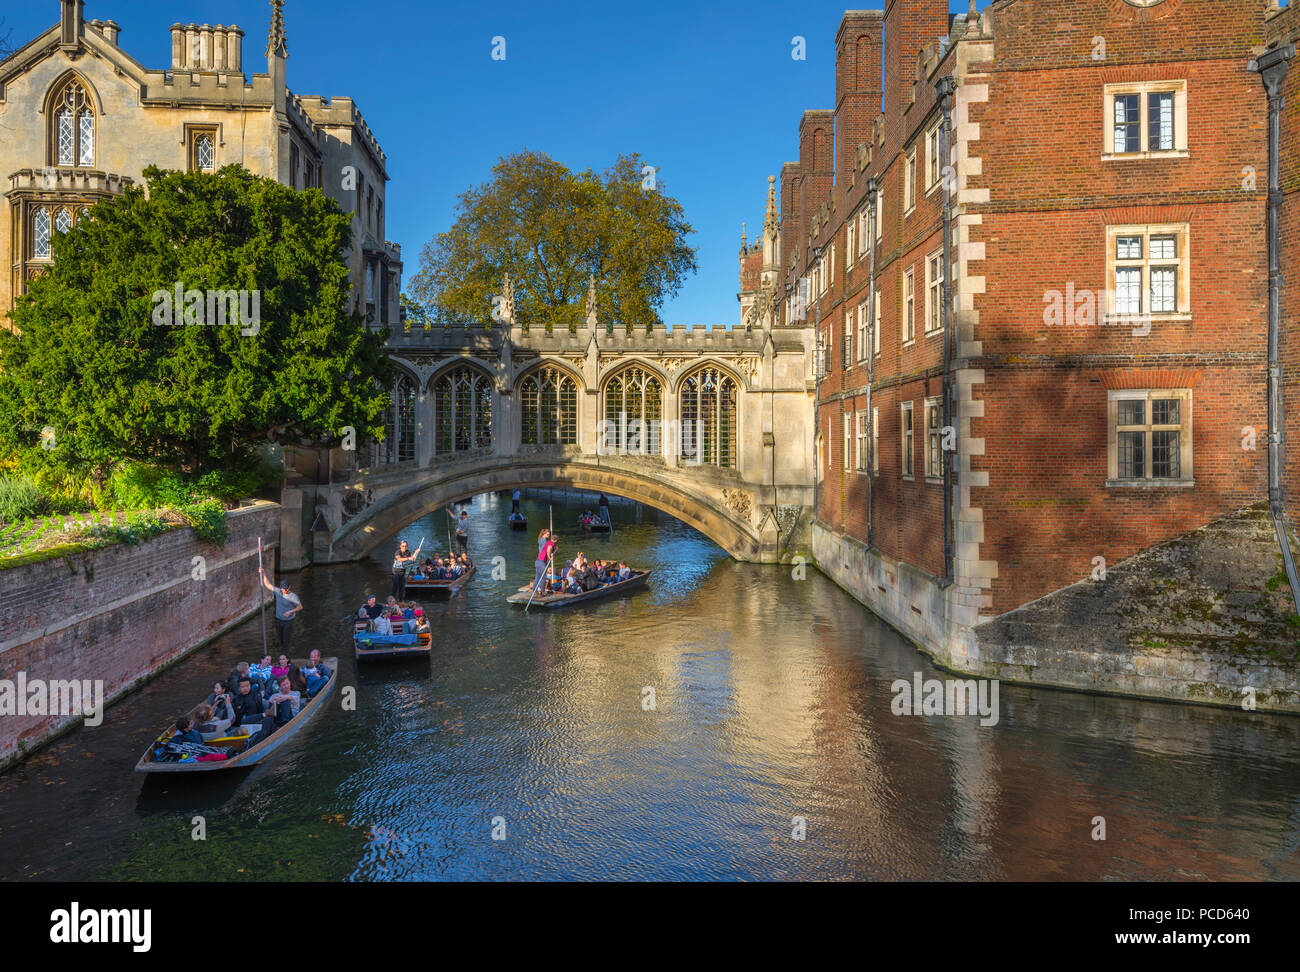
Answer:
xmin=812 ymin=504 xmax=1300 ymax=713
xmin=0 ymin=501 xmax=280 ymax=770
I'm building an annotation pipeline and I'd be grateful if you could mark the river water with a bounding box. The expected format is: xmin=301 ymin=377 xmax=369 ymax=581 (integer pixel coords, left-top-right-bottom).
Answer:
xmin=1 ymin=489 xmax=1298 ymax=881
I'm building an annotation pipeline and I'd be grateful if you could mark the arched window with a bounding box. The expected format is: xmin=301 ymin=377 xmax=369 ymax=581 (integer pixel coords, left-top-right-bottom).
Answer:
xmin=377 ymin=373 xmax=417 ymax=465
xmin=54 ymin=208 xmax=73 ymax=235
xmin=52 ymin=80 xmax=94 ymax=168
xmin=33 ymin=209 xmax=51 ymax=259
xmin=520 ymin=366 xmax=578 ymax=446
xmin=603 ymin=366 xmax=662 ymax=456
xmin=679 ymin=366 xmax=737 ymax=468
xmin=195 ymin=134 xmax=215 ymax=172
xmin=433 ymin=365 xmax=493 ymax=455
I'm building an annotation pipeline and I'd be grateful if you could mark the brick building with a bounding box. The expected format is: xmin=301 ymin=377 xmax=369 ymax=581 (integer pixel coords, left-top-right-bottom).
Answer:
xmin=746 ymin=0 xmax=1296 ymax=671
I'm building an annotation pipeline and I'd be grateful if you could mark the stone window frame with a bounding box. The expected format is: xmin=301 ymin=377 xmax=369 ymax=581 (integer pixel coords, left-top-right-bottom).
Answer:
xmin=924 ymin=395 xmax=944 ymax=483
xmin=856 ymin=408 xmax=869 ymax=474
xmin=904 ymin=146 xmax=917 ymax=216
xmin=901 ymin=400 xmax=914 ymax=480
xmin=843 ymin=411 xmax=852 ymax=477
xmin=902 ymin=265 xmax=916 ymax=345
xmin=1105 ymin=223 xmax=1191 ymax=323
xmin=846 ymin=218 xmax=856 ymax=270
xmin=1102 ymin=80 xmax=1189 ymax=162
xmin=925 ymin=122 xmax=941 ymax=195
xmin=873 ymin=289 xmax=882 ymax=357
xmin=872 ymin=406 xmax=880 ymax=476
xmin=856 ymin=299 xmax=870 ymax=363
xmin=1106 ymin=388 xmax=1194 ymax=487
xmin=183 ymin=124 xmax=221 ymax=173
xmin=843 ymin=309 xmax=853 ymax=372
xmin=48 ymin=76 xmax=97 ymax=169
xmin=924 ymin=248 xmax=944 ymax=335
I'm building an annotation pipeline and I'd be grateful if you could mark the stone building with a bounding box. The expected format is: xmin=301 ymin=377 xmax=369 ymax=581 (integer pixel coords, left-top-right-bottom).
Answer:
xmin=756 ymin=0 xmax=1300 ymax=705
xmin=0 ymin=0 xmax=401 ymax=323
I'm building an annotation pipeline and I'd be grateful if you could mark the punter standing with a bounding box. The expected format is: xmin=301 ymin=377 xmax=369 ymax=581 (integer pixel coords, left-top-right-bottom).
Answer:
xmin=391 ymin=538 xmax=423 ymax=599
xmin=259 ymin=568 xmax=303 ymax=650
xmin=533 ymin=530 xmax=557 ymax=594
xmin=447 ymin=506 xmax=470 ymax=553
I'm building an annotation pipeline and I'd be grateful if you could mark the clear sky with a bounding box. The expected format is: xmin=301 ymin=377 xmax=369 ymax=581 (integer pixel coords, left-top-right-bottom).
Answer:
xmin=3 ymin=1 xmax=993 ymax=325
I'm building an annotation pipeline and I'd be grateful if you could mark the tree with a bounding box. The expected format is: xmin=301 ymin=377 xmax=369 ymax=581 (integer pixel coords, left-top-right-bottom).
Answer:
xmin=0 ymin=18 xmax=14 ymax=62
xmin=410 ymin=150 xmax=697 ymax=332
xmin=0 ymin=165 xmax=394 ymax=486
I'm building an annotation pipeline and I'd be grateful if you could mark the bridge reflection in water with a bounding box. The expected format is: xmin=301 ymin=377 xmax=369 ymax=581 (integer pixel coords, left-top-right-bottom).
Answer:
xmin=0 ymin=492 xmax=1297 ymax=881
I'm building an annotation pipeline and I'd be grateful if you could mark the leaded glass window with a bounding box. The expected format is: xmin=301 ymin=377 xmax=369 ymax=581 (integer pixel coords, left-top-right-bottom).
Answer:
xmin=520 ymin=367 xmax=578 ymax=446
xmin=33 ymin=209 xmax=51 ymax=259
xmin=603 ymin=366 xmax=662 ymax=456
xmin=52 ymin=80 xmax=94 ymax=168
xmin=54 ymin=208 xmax=72 ymax=235
xmin=196 ymin=134 xmax=215 ymax=172
xmin=433 ymin=366 xmax=493 ymax=455
xmin=679 ymin=366 xmax=737 ymax=468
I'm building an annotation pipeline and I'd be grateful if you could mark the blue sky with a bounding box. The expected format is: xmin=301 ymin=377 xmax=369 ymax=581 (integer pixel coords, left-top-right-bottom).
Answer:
xmin=4 ymin=1 xmax=989 ymax=325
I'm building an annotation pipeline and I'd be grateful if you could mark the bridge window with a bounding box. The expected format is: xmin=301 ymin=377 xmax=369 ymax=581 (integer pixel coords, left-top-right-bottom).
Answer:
xmin=603 ymin=367 xmax=662 ymax=456
xmin=680 ymin=366 xmax=737 ymax=469
xmin=374 ymin=373 xmax=417 ymax=465
xmin=521 ymin=367 xmax=578 ymax=446
xmin=433 ymin=365 xmax=493 ymax=455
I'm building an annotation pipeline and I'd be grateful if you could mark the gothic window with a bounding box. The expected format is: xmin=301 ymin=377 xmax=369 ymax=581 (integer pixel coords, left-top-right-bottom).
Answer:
xmin=33 ymin=209 xmax=52 ymax=259
xmin=52 ymin=80 xmax=94 ymax=168
xmin=603 ymin=366 xmax=662 ymax=456
xmin=54 ymin=208 xmax=73 ymax=236
xmin=434 ymin=366 xmax=493 ymax=455
xmin=520 ymin=367 xmax=578 ymax=446
xmin=195 ymin=134 xmax=215 ymax=172
xmin=377 ymin=373 xmax=418 ymax=465
xmin=679 ymin=366 xmax=737 ymax=469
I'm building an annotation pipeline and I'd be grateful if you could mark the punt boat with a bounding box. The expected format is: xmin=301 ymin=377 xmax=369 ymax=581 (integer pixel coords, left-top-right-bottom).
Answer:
xmin=506 ymin=569 xmax=651 ymax=609
xmin=404 ymin=565 xmax=476 ymax=594
xmin=134 ymin=657 xmax=339 ymax=774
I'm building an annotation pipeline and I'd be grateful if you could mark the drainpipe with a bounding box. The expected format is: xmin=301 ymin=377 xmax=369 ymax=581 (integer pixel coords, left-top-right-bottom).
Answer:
xmin=866 ymin=176 xmax=878 ymax=549
xmin=1251 ymin=44 xmax=1300 ymax=616
xmin=937 ymin=75 xmax=959 ymax=587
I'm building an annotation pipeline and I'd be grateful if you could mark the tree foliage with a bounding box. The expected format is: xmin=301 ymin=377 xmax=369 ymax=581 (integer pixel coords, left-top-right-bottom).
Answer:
xmin=410 ymin=150 xmax=697 ymax=332
xmin=0 ymin=165 xmax=393 ymax=485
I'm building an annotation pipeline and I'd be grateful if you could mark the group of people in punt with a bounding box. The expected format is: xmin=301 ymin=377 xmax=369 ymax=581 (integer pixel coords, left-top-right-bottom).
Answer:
xmin=355 ymin=593 xmax=431 ymax=636
xmin=412 ymin=552 xmax=473 ymax=581
xmin=167 ymin=648 xmax=333 ymax=754
xmin=529 ymin=528 xmax=631 ymax=596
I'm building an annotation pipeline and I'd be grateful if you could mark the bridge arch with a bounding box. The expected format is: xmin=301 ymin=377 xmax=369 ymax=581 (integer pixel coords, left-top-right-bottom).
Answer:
xmin=329 ymin=457 xmax=770 ymax=563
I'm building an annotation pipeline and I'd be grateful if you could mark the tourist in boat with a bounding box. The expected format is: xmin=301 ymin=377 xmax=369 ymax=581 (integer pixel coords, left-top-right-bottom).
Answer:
xmin=391 ymin=539 xmax=424 ymax=599
xmin=359 ymin=594 xmax=383 ymax=621
xmin=190 ymin=702 xmax=230 ymax=737
xmin=259 ymin=676 xmax=300 ymax=737
xmin=171 ymin=717 xmax=203 ymax=745
xmin=231 ymin=677 xmax=266 ymax=726
xmin=303 ymin=649 xmax=332 ymax=697
xmin=617 ymin=561 xmax=632 ymax=581
xmin=206 ymin=681 xmax=234 ymax=722
xmin=250 ymin=654 xmax=276 ymax=694
xmin=446 ymin=507 xmax=470 ymax=553
xmin=286 ymin=663 xmax=308 ymax=696
xmin=375 ymin=610 xmax=394 ymax=636
xmin=272 ymin=654 xmax=290 ymax=683
xmin=258 ymin=569 xmax=304 ymax=651
xmin=511 ymin=489 xmax=522 ymax=513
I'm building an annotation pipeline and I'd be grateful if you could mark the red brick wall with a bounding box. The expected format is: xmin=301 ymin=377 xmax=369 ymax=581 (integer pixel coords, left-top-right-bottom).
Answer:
xmin=0 ymin=503 xmax=280 ymax=766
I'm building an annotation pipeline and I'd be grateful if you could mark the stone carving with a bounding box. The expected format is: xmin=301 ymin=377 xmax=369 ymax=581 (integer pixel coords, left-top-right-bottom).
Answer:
xmin=722 ymin=488 xmax=752 ymax=521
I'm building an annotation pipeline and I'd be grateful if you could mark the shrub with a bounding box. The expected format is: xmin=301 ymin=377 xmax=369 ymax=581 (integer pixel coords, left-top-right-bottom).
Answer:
xmin=180 ymin=499 xmax=228 ymax=547
xmin=0 ymin=475 xmax=48 ymax=523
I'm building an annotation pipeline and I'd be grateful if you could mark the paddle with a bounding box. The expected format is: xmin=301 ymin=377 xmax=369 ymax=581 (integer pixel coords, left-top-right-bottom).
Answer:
xmin=257 ymin=537 xmax=268 ymax=657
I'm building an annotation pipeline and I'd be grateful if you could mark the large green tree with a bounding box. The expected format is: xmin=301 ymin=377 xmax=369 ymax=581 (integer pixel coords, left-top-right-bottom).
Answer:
xmin=411 ymin=151 xmax=697 ymax=331
xmin=0 ymin=165 xmax=393 ymax=483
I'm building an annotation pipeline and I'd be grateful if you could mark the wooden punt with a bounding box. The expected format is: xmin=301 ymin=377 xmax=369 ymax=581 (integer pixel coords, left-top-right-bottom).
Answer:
xmin=404 ymin=565 xmax=476 ymax=595
xmin=506 ymin=569 xmax=650 ymax=609
xmin=354 ymin=628 xmax=432 ymax=661
xmin=509 ymin=514 xmax=528 ymax=530
xmin=134 ymin=658 xmax=338 ymax=774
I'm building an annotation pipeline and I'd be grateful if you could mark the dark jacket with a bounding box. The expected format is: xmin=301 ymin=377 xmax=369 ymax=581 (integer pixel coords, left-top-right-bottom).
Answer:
xmin=232 ymin=690 xmax=265 ymax=723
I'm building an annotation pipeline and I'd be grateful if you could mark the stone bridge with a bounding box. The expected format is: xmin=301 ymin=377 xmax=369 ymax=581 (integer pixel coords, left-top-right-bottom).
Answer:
xmin=292 ymin=308 xmax=818 ymax=565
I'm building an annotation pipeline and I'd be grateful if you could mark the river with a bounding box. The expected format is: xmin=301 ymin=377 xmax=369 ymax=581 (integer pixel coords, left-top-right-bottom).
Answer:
xmin=1 ymin=489 xmax=1298 ymax=881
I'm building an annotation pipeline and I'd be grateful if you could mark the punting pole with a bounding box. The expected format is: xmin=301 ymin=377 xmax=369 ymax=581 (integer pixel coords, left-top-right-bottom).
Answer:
xmin=257 ymin=537 xmax=268 ymax=656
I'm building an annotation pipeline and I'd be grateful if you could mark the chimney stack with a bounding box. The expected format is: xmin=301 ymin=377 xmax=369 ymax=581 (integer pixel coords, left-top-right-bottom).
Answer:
xmin=170 ymin=23 xmax=185 ymax=69
xmin=883 ymin=0 xmax=950 ymax=122
xmin=835 ymin=11 xmax=884 ymax=188
xmin=227 ymin=26 xmax=244 ymax=73
xmin=102 ymin=20 xmax=120 ymax=44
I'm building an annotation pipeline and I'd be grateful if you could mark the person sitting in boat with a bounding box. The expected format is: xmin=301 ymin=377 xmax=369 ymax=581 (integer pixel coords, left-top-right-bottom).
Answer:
xmin=206 ymin=681 xmax=234 ymax=723
xmin=171 ymin=717 xmax=203 ymax=746
xmin=617 ymin=561 xmax=632 ymax=582
xmin=286 ymin=664 xmax=309 ymax=696
xmin=272 ymin=654 xmax=291 ymax=683
xmin=359 ymin=594 xmax=383 ymax=621
xmin=250 ymin=655 xmax=275 ymax=693
xmin=258 ymin=676 xmax=300 ymax=738
xmin=231 ymin=676 xmax=267 ymax=726
xmin=302 ymin=650 xmax=332 ymax=698
xmin=226 ymin=662 xmax=256 ymax=700
xmin=374 ymin=610 xmax=394 ymax=636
